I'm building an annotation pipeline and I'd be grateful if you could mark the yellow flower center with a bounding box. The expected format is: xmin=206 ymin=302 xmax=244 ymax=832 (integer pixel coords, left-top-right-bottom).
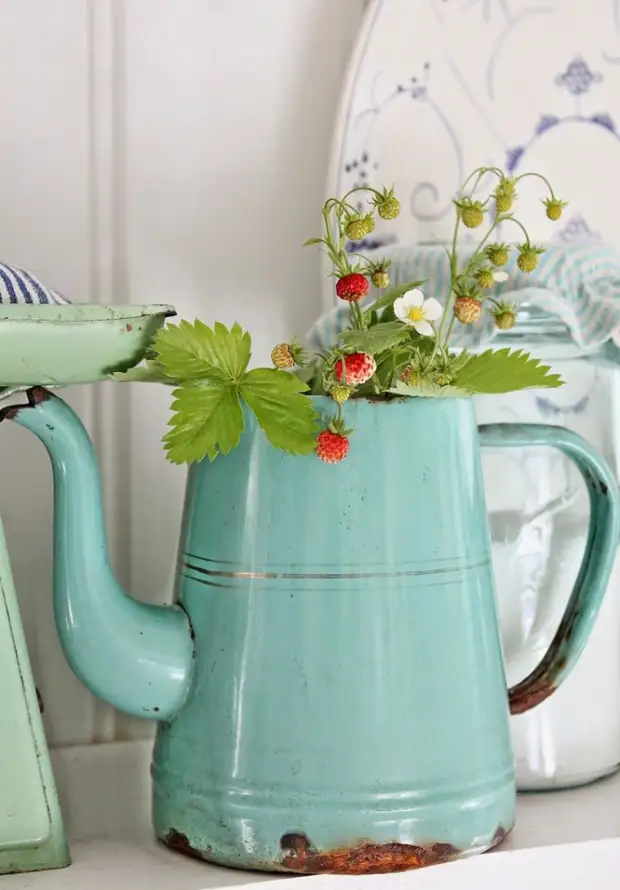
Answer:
xmin=407 ymin=306 xmax=425 ymax=322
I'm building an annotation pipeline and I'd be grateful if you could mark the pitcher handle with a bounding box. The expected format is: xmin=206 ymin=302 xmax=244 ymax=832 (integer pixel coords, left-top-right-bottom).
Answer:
xmin=479 ymin=423 xmax=620 ymax=715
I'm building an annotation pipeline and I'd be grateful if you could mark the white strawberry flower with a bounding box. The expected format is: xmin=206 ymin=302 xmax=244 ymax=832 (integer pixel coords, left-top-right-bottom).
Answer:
xmin=393 ymin=289 xmax=443 ymax=336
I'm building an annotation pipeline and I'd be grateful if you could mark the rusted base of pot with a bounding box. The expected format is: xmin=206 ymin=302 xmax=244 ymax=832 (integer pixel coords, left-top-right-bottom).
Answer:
xmin=159 ymin=825 xmax=510 ymax=876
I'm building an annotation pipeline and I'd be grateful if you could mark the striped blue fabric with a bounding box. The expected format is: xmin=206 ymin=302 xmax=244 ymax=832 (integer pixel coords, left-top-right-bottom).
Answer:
xmin=0 ymin=263 xmax=69 ymax=304
xmin=306 ymin=243 xmax=620 ymax=357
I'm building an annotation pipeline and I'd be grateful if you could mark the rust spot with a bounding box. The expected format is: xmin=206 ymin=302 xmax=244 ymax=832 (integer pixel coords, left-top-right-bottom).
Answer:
xmin=492 ymin=826 xmax=507 ymax=847
xmin=510 ymin=680 xmax=555 ymax=714
xmin=163 ymin=829 xmax=210 ymax=862
xmin=0 ymin=386 xmax=52 ymax=423
xmin=126 ymin=323 xmax=133 ymax=332
xmin=179 ymin=603 xmax=196 ymax=644
xmin=279 ymin=832 xmax=460 ymax=875
xmin=509 ymin=589 xmax=583 ymax=715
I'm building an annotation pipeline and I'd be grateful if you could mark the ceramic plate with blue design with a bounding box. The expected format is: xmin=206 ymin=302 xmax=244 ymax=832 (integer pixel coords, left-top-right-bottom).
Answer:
xmin=326 ymin=0 xmax=620 ymax=307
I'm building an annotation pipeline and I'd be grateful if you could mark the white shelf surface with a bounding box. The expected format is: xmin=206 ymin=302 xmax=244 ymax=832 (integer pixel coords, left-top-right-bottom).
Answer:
xmin=5 ymin=740 xmax=620 ymax=889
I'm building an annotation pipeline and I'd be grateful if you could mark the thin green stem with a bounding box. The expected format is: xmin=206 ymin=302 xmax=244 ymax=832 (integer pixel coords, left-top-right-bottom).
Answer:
xmin=341 ymin=185 xmax=383 ymax=205
xmin=502 ymin=216 xmax=531 ymax=246
xmin=352 ymin=300 xmax=366 ymax=330
xmin=435 ymin=215 xmax=461 ymax=348
xmin=424 ymin=323 xmax=443 ymax=368
xmin=442 ymin=314 xmax=458 ymax=348
xmin=471 ymin=214 xmax=505 ymax=256
xmin=439 ymin=213 xmax=507 ymax=350
xmin=513 ymin=171 xmax=555 ymax=198
xmin=322 ymin=200 xmax=360 ymax=331
xmin=435 ymin=167 xmax=498 ymax=347
xmin=460 ymin=166 xmax=503 ymax=198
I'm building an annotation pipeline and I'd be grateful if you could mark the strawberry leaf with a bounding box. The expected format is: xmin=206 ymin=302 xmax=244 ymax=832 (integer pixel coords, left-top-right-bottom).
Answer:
xmin=163 ymin=383 xmax=244 ymax=464
xmin=453 ymin=349 xmax=564 ymax=394
xmin=154 ymin=320 xmax=251 ymax=383
xmin=240 ymin=368 xmax=319 ymax=455
xmin=389 ymin=380 xmax=470 ymax=398
xmin=341 ymin=322 xmax=409 ymax=354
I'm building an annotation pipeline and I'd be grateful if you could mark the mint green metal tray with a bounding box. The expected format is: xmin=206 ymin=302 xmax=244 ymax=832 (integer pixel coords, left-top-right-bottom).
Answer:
xmin=0 ymin=304 xmax=176 ymax=386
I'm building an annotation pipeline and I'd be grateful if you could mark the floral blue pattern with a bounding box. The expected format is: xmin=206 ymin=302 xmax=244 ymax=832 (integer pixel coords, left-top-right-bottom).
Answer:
xmin=334 ymin=0 xmax=620 ymax=283
xmin=555 ymin=57 xmax=603 ymax=96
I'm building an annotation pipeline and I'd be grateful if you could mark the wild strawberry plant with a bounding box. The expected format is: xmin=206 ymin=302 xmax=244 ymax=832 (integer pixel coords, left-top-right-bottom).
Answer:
xmin=114 ymin=166 xmax=566 ymax=465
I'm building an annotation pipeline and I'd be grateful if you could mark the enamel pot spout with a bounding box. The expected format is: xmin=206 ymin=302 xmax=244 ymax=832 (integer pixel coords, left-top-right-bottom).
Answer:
xmin=0 ymin=388 xmax=194 ymax=721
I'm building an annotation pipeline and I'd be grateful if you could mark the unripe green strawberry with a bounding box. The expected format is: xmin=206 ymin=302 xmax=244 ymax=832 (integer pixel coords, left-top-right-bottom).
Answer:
xmin=371 ymin=270 xmax=390 ymax=289
xmin=494 ymin=311 xmax=516 ymax=330
xmin=435 ymin=372 xmax=454 ymax=386
xmin=486 ymin=243 xmax=510 ymax=267
xmin=494 ymin=178 xmax=516 ymax=213
xmin=271 ymin=343 xmax=295 ymax=369
xmin=400 ymin=366 xmax=423 ymax=386
xmin=517 ymin=244 xmax=544 ymax=273
xmin=457 ymin=199 xmax=485 ymax=228
xmin=345 ymin=213 xmax=375 ymax=240
xmin=544 ymin=197 xmax=568 ymax=221
xmin=495 ymin=194 xmax=513 ymax=212
xmin=476 ymin=267 xmax=495 ymax=289
xmin=454 ymin=296 xmax=483 ymax=324
xmin=329 ymin=384 xmax=352 ymax=404
xmin=373 ymin=187 xmax=401 ymax=220
xmin=377 ymin=196 xmax=400 ymax=220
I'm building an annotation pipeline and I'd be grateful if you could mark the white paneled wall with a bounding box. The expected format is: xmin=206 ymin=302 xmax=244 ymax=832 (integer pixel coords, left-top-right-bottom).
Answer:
xmin=0 ymin=0 xmax=365 ymax=746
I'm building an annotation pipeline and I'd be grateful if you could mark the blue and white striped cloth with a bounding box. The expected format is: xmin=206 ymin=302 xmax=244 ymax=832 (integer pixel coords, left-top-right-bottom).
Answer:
xmin=0 ymin=262 xmax=68 ymax=304
xmin=306 ymin=243 xmax=620 ymax=357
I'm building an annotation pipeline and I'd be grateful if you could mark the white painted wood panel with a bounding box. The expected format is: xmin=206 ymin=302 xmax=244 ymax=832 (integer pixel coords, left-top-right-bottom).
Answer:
xmin=0 ymin=0 xmax=121 ymax=746
xmin=123 ymin=0 xmax=366 ymax=701
xmin=0 ymin=0 xmax=365 ymax=746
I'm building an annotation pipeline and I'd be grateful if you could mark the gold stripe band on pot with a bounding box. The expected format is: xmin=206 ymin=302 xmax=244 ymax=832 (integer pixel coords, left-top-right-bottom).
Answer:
xmin=182 ymin=556 xmax=491 ymax=581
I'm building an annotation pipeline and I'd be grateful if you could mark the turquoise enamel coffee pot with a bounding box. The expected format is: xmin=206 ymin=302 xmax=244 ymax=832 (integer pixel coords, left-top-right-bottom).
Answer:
xmin=2 ymin=389 xmax=618 ymax=875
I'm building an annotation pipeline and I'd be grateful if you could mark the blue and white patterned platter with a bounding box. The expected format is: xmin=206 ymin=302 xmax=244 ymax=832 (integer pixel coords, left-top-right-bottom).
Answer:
xmin=326 ymin=0 xmax=620 ymax=308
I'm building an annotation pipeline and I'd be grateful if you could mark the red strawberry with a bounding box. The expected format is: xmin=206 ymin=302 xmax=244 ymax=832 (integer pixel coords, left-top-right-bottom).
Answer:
xmin=316 ymin=429 xmax=349 ymax=464
xmin=335 ymin=273 xmax=369 ymax=302
xmin=334 ymin=353 xmax=377 ymax=385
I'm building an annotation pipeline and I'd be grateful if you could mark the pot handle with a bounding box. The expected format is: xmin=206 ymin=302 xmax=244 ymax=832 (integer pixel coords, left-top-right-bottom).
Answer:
xmin=479 ymin=423 xmax=620 ymax=715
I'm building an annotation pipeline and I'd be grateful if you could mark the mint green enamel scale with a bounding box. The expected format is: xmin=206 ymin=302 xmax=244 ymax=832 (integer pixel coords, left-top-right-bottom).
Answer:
xmin=0 ymin=293 xmax=174 ymax=874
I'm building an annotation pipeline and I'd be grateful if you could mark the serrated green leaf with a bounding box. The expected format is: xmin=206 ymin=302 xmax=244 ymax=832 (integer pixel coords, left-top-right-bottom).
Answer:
xmin=453 ymin=349 xmax=564 ymax=394
xmin=389 ymin=380 xmax=470 ymax=398
xmin=367 ymin=309 xmax=379 ymax=328
xmin=379 ymin=303 xmax=397 ymax=322
xmin=163 ymin=384 xmax=244 ymax=464
xmin=448 ymin=350 xmax=471 ymax=373
xmin=364 ymin=279 xmax=426 ymax=319
xmin=240 ymin=368 xmax=319 ymax=455
xmin=341 ymin=321 xmax=409 ymax=354
xmin=153 ymin=320 xmax=251 ymax=383
xmin=110 ymin=360 xmax=176 ymax=384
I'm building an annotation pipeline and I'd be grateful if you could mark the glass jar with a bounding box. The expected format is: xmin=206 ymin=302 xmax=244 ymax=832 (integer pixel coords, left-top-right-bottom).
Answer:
xmin=476 ymin=304 xmax=620 ymax=790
